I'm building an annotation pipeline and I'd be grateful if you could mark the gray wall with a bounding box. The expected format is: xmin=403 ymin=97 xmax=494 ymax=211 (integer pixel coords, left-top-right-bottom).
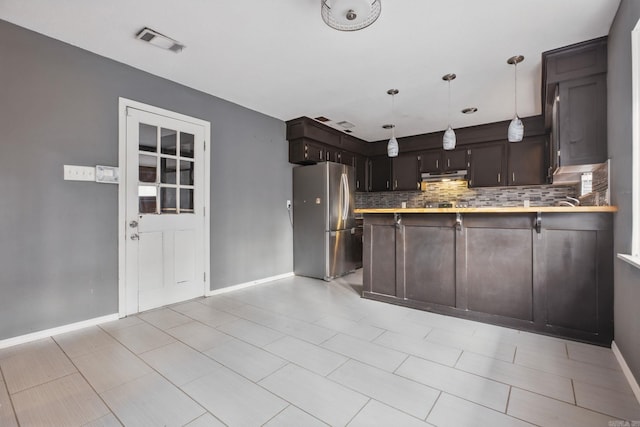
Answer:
xmin=0 ymin=20 xmax=293 ymax=340
xmin=608 ymin=0 xmax=640 ymax=381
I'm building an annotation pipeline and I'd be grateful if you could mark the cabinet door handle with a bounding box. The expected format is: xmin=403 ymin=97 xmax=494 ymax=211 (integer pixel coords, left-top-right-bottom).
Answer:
xmin=497 ymin=173 xmax=501 ymax=183
xmin=320 ymin=150 xmax=323 ymax=161
xmin=395 ymin=180 xmax=398 ymax=189
xmin=386 ymin=180 xmax=390 ymax=189
xmin=447 ymin=158 xmax=451 ymax=168
xmin=356 ymin=180 xmax=360 ymax=189
xmin=512 ymin=172 xmax=515 ymax=183
xmin=436 ymin=159 xmax=439 ymax=169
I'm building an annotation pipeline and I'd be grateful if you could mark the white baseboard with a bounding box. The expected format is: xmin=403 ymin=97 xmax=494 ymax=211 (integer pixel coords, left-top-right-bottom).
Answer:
xmin=0 ymin=313 xmax=120 ymax=350
xmin=206 ymin=272 xmax=295 ymax=296
xmin=612 ymin=340 xmax=640 ymax=404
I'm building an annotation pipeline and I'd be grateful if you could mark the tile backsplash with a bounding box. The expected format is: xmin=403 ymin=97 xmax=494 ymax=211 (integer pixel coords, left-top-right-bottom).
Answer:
xmin=355 ymin=181 xmax=579 ymax=209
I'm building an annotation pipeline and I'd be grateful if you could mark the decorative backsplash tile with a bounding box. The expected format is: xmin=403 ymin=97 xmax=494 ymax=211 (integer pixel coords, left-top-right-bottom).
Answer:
xmin=355 ymin=181 xmax=580 ymax=209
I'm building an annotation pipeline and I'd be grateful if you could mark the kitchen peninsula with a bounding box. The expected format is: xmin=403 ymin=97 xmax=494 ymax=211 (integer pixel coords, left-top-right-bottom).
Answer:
xmin=357 ymin=206 xmax=617 ymax=345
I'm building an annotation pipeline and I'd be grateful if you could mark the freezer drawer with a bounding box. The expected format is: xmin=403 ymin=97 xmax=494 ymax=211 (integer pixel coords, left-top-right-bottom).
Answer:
xmin=327 ymin=229 xmax=356 ymax=280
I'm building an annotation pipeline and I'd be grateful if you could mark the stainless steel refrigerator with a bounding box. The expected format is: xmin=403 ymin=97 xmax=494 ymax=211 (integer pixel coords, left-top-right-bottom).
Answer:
xmin=293 ymin=162 xmax=356 ymax=281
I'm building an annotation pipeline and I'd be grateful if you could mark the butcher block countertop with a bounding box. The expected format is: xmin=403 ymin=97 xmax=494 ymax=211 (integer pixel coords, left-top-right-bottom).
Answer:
xmin=355 ymin=206 xmax=618 ymax=214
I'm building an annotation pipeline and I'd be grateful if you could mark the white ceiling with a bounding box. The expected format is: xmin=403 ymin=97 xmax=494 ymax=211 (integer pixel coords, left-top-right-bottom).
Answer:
xmin=0 ymin=0 xmax=620 ymax=142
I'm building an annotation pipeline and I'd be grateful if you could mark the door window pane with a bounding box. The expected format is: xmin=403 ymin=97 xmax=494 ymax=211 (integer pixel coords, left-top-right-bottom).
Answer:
xmin=138 ymin=185 xmax=157 ymax=214
xmin=161 ymin=128 xmax=177 ymax=155
xmin=139 ymin=155 xmax=157 ymax=183
xmin=160 ymin=187 xmax=177 ymax=213
xmin=180 ymin=160 xmax=194 ymax=186
xmin=161 ymin=158 xmax=177 ymax=184
xmin=139 ymin=124 xmax=157 ymax=152
xmin=180 ymin=132 xmax=195 ymax=158
xmin=180 ymin=189 xmax=194 ymax=212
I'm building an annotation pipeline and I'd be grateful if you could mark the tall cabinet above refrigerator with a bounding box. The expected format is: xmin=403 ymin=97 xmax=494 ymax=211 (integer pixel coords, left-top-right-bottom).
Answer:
xmin=293 ymin=162 xmax=356 ymax=281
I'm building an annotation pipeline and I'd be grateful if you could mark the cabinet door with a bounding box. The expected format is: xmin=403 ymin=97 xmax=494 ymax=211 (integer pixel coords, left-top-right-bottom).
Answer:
xmin=508 ymin=136 xmax=547 ymax=185
xmin=289 ymin=139 xmax=324 ymax=165
xmin=392 ymin=154 xmax=420 ymax=191
xmin=559 ymin=74 xmax=607 ymax=166
xmin=464 ymin=215 xmax=534 ymax=321
xmin=443 ymin=149 xmax=468 ymax=171
xmin=369 ymin=156 xmax=391 ymax=191
xmin=401 ymin=217 xmax=456 ymax=307
xmin=324 ymin=147 xmax=339 ymax=163
xmin=468 ymin=144 xmax=506 ymax=187
xmin=419 ymin=150 xmax=442 ymax=173
xmin=339 ymin=151 xmax=355 ymax=166
xmin=354 ymin=155 xmax=367 ymax=192
xmin=363 ymin=218 xmax=397 ymax=297
xmin=304 ymin=141 xmax=325 ymax=163
xmin=535 ymin=213 xmax=613 ymax=342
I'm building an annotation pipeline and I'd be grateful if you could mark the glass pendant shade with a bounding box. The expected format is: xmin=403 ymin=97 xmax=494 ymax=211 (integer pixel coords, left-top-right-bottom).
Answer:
xmin=443 ymin=125 xmax=456 ymax=150
xmin=387 ymin=137 xmax=399 ymax=157
xmin=508 ymin=115 xmax=524 ymax=142
xmin=321 ymin=0 xmax=381 ymax=31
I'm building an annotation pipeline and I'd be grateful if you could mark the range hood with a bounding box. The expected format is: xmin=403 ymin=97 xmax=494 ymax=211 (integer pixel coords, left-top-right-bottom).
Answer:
xmin=421 ymin=170 xmax=468 ymax=182
xmin=552 ymin=162 xmax=605 ymax=184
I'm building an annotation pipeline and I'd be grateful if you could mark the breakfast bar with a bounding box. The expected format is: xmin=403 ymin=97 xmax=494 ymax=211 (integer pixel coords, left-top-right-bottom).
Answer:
xmin=356 ymin=206 xmax=618 ymax=345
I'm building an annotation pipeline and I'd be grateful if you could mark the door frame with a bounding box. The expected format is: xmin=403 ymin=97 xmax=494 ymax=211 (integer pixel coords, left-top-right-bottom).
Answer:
xmin=117 ymin=97 xmax=211 ymax=317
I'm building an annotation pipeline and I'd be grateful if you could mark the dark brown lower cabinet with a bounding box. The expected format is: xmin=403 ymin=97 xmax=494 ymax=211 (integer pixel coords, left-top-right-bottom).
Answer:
xmin=399 ymin=215 xmax=457 ymax=307
xmin=363 ymin=215 xmax=397 ymax=297
xmin=362 ymin=212 xmax=613 ymax=345
xmin=464 ymin=216 xmax=533 ymax=321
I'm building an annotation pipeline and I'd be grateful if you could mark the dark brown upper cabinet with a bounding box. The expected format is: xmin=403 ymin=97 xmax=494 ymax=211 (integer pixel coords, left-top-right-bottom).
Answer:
xmin=507 ymin=136 xmax=547 ymax=186
xmin=289 ymin=139 xmax=326 ymax=164
xmin=468 ymin=143 xmax=506 ymax=187
xmin=369 ymin=156 xmax=391 ymax=191
xmin=354 ymin=155 xmax=367 ymax=192
xmin=392 ymin=154 xmax=421 ymax=191
xmin=419 ymin=149 xmax=468 ymax=174
xmin=556 ymin=74 xmax=607 ymax=166
xmin=542 ymin=38 xmax=608 ymax=171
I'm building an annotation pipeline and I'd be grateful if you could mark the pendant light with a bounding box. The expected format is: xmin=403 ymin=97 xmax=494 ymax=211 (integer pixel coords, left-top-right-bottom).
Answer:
xmin=385 ymin=89 xmax=399 ymax=157
xmin=507 ymin=55 xmax=525 ymax=142
xmin=321 ymin=0 xmax=381 ymax=32
xmin=442 ymin=73 xmax=457 ymax=150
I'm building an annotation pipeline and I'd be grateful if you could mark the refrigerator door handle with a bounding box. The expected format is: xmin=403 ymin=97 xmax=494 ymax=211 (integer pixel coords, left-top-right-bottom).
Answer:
xmin=341 ymin=173 xmax=349 ymax=221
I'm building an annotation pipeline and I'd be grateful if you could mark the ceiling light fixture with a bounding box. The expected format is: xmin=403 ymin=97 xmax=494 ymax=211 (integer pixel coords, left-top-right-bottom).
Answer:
xmin=136 ymin=27 xmax=185 ymax=53
xmin=461 ymin=107 xmax=478 ymax=114
xmin=385 ymin=89 xmax=399 ymax=157
xmin=321 ymin=0 xmax=381 ymax=31
xmin=507 ymin=55 xmax=525 ymax=142
xmin=442 ymin=73 xmax=457 ymax=151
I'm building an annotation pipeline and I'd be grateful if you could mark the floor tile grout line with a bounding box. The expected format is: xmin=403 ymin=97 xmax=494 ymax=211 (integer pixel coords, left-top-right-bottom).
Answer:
xmin=571 ymin=378 xmax=577 ymax=406
xmin=505 ymin=386 xmax=513 ymax=414
xmin=0 ymin=364 xmax=20 ymax=427
xmin=49 ymin=338 xmax=126 ymax=427
xmin=324 ymin=360 xmax=438 ymax=423
xmin=423 ymin=390 xmax=442 ymax=422
xmin=343 ymin=397 xmax=371 ymax=427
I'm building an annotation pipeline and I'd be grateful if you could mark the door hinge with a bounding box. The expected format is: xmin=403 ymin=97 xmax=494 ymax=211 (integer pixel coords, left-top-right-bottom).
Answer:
xmin=204 ymin=140 xmax=206 ymax=150
xmin=204 ymin=272 xmax=206 ymax=282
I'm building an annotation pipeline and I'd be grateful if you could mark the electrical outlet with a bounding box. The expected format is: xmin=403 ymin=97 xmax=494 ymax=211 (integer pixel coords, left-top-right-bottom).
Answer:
xmin=286 ymin=200 xmax=292 ymax=209
xmin=64 ymin=165 xmax=96 ymax=181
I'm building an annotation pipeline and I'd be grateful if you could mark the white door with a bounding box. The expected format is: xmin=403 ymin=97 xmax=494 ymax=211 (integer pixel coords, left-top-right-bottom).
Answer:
xmin=123 ymin=106 xmax=207 ymax=314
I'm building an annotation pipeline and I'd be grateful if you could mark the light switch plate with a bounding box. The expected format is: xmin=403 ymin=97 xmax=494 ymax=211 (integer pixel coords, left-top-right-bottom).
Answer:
xmin=96 ymin=165 xmax=119 ymax=184
xmin=64 ymin=165 xmax=95 ymax=181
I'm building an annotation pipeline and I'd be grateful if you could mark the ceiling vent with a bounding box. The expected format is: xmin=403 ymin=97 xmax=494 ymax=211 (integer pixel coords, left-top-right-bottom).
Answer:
xmin=136 ymin=27 xmax=185 ymax=53
xmin=336 ymin=120 xmax=355 ymax=129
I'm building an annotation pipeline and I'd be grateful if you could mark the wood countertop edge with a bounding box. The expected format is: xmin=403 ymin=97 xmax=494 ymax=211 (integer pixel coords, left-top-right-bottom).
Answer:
xmin=355 ymin=206 xmax=618 ymax=214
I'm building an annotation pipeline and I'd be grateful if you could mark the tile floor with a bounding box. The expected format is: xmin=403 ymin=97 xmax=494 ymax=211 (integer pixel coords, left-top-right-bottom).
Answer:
xmin=0 ymin=271 xmax=639 ymax=426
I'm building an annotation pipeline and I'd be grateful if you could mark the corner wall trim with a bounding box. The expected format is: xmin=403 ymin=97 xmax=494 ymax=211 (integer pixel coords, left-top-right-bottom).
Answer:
xmin=206 ymin=272 xmax=295 ymax=297
xmin=0 ymin=313 xmax=120 ymax=350
xmin=612 ymin=340 xmax=640 ymax=404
